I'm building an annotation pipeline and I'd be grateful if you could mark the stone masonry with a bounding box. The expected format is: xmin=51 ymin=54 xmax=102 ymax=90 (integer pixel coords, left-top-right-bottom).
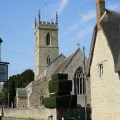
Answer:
xmin=90 ymin=30 xmax=120 ymax=120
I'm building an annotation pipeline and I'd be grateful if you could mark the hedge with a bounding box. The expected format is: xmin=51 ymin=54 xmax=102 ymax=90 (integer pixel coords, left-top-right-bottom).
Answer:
xmin=51 ymin=73 xmax=68 ymax=81
xmin=49 ymin=80 xmax=72 ymax=93
xmin=50 ymin=92 xmax=71 ymax=97
xmin=43 ymin=95 xmax=77 ymax=108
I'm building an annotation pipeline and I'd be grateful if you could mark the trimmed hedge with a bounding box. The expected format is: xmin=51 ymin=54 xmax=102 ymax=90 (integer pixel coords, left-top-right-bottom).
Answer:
xmin=50 ymin=92 xmax=71 ymax=97
xmin=49 ymin=80 xmax=72 ymax=93
xmin=43 ymin=97 xmax=56 ymax=108
xmin=52 ymin=73 xmax=68 ymax=81
xmin=43 ymin=95 xmax=77 ymax=108
xmin=44 ymin=73 xmax=77 ymax=109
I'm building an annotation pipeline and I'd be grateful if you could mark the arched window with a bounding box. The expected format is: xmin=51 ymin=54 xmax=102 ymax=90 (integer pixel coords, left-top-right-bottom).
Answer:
xmin=74 ymin=66 xmax=85 ymax=95
xmin=47 ymin=56 xmax=51 ymax=64
xmin=46 ymin=33 xmax=50 ymax=45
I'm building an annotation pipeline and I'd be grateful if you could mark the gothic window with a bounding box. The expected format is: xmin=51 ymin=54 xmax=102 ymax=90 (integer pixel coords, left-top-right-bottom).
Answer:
xmin=47 ymin=56 xmax=51 ymax=64
xmin=74 ymin=66 xmax=85 ymax=95
xmin=46 ymin=33 xmax=50 ymax=45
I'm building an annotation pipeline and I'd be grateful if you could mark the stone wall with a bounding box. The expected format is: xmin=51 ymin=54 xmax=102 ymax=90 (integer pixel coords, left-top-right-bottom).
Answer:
xmin=45 ymin=108 xmax=57 ymax=120
xmin=90 ymin=30 xmax=120 ymax=120
xmin=16 ymin=98 xmax=28 ymax=109
xmin=2 ymin=107 xmax=90 ymax=120
xmin=29 ymin=79 xmax=48 ymax=108
xmin=3 ymin=108 xmax=45 ymax=120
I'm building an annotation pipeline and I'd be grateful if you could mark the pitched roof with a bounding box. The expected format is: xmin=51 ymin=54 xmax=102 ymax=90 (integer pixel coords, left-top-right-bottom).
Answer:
xmin=17 ymin=88 xmax=27 ymax=98
xmin=87 ymin=9 xmax=120 ymax=76
xmin=37 ymin=54 xmax=66 ymax=76
xmin=54 ymin=48 xmax=81 ymax=73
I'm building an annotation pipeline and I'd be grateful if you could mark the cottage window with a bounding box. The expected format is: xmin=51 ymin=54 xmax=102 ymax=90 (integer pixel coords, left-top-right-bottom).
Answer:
xmin=99 ymin=64 xmax=103 ymax=77
xmin=46 ymin=33 xmax=50 ymax=45
xmin=74 ymin=66 xmax=85 ymax=95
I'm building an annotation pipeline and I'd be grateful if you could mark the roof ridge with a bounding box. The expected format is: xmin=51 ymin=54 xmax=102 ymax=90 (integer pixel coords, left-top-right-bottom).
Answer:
xmin=59 ymin=48 xmax=81 ymax=73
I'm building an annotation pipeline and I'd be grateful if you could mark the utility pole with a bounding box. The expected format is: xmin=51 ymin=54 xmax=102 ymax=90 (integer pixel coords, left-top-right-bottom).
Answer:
xmin=83 ymin=46 xmax=87 ymax=120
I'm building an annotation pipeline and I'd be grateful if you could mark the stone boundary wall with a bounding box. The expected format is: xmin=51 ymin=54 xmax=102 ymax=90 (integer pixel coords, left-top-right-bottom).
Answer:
xmin=3 ymin=108 xmax=45 ymax=120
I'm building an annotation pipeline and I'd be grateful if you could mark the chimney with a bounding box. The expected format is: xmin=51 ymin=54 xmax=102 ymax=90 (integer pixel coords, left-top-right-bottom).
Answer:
xmin=96 ymin=0 xmax=105 ymax=31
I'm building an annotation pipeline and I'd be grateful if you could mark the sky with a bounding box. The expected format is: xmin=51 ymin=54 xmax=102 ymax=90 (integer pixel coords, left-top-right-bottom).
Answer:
xmin=0 ymin=0 xmax=120 ymax=77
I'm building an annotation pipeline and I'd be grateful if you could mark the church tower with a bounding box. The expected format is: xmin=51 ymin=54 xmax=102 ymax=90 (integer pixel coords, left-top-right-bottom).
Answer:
xmin=34 ymin=11 xmax=59 ymax=78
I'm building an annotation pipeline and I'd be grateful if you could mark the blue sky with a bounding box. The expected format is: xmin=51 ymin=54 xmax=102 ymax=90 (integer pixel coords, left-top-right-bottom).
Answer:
xmin=0 ymin=0 xmax=120 ymax=77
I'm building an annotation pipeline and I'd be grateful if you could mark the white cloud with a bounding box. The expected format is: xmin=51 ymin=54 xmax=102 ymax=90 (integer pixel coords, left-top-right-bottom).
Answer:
xmin=80 ymin=10 xmax=96 ymax=23
xmin=58 ymin=0 xmax=69 ymax=13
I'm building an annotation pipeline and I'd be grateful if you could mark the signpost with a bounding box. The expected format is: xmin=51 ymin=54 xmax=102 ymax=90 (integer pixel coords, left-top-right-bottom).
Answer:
xmin=0 ymin=62 xmax=9 ymax=82
xmin=0 ymin=38 xmax=9 ymax=82
xmin=0 ymin=38 xmax=10 ymax=108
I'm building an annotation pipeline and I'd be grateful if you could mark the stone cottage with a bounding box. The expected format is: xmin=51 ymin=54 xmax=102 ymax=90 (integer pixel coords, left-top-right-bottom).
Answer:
xmin=87 ymin=0 xmax=120 ymax=119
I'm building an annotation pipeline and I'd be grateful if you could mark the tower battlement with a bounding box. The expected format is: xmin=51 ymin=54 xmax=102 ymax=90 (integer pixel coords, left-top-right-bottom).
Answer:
xmin=35 ymin=11 xmax=58 ymax=30
xmin=35 ymin=21 xmax=58 ymax=30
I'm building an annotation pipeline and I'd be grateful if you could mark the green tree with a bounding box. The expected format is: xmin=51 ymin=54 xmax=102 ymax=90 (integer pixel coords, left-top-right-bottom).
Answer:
xmin=2 ymin=69 xmax=34 ymax=106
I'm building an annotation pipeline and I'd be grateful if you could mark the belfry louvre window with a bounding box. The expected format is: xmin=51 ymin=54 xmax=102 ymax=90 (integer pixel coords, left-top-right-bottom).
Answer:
xmin=46 ymin=33 xmax=50 ymax=45
xmin=99 ymin=64 xmax=103 ymax=77
xmin=74 ymin=66 xmax=85 ymax=95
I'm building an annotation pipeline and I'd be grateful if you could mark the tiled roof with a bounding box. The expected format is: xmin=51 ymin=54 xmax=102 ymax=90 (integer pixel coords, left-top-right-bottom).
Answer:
xmin=54 ymin=48 xmax=81 ymax=73
xmin=87 ymin=9 xmax=120 ymax=76
xmin=17 ymin=88 xmax=27 ymax=98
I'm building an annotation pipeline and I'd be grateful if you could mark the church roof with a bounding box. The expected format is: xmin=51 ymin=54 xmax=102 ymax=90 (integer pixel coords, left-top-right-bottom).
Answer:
xmin=87 ymin=9 xmax=120 ymax=76
xmin=37 ymin=54 xmax=66 ymax=75
xmin=54 ymin=48 xmax=81 ymax=73
xmin=17 ymin=88 xmax=27 ymax=98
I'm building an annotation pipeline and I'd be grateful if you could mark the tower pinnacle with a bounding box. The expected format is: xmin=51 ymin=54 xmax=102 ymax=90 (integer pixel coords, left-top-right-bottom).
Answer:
xmin=38 ymin=10 xmax=41 ymax=22
xmin=56 ymin=12 xmax=58 ymax=24
xmin=35 ymin=17 xmax=37 ymax=27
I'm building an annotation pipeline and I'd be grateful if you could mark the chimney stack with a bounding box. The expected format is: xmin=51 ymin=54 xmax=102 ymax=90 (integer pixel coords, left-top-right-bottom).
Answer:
xmin=96 ymin=0 xmax=105 ymax=31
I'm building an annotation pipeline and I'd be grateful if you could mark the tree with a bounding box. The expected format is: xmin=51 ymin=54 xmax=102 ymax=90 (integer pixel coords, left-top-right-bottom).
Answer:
xmin=1 ymin=69 xmax=34 ymax=106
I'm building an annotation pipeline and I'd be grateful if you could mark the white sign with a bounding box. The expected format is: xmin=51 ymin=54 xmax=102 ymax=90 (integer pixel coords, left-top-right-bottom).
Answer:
xmin=0 ymin=64 xmax=8 ymax=82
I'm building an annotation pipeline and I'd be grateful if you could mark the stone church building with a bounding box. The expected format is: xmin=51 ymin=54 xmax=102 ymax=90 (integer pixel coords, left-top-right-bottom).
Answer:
xmin=16 ymin=11 xmax=91 ymax=109
xmin=87 ymin=0 xmax=120 ymax=120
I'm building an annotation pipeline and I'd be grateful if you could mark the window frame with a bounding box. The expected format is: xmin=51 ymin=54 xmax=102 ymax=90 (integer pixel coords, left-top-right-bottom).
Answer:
xmin=74 ymin=66 xmax=85 ymax=95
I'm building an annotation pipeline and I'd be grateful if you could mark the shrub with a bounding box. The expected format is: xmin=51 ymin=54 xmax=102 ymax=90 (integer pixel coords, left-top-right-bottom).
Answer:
xmin=51 ymin=73 xmax=68 ymax=81
xmin=43 ymin=95 xmax=77 ymax=108
xmin=49 ymin=80 xmax=72 ymax=93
